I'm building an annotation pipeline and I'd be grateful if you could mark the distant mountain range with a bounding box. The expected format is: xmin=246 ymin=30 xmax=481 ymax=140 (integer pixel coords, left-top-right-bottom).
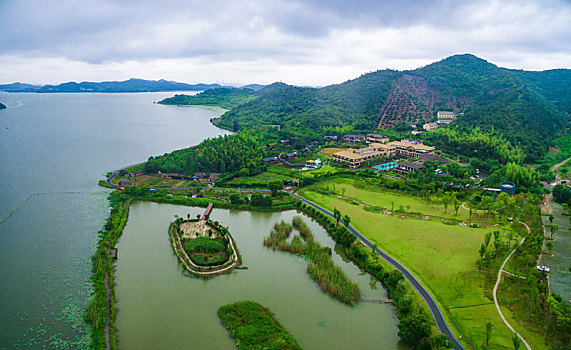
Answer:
xmin=0 ymin=78 xmax=243 ymax=93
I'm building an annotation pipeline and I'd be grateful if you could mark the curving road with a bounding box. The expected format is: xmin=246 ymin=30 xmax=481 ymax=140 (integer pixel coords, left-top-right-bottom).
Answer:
xmin=292 ymin=192 xmax=464 ymax=350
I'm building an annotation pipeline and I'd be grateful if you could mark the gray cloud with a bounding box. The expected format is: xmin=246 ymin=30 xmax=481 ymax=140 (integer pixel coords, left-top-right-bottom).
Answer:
xmin=0 ymin=0 xmax=570 ymax=85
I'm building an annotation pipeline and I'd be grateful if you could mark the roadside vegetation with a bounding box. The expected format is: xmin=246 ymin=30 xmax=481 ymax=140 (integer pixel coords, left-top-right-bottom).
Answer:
xmin=218 ymin=301 xmax=302 ymax=350
xmin=264 ymin=217 xmax=361 ymax=305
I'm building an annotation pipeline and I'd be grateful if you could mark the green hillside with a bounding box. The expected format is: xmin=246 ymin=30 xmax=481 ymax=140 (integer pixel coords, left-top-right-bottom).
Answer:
xmin=210 ymin=54 xmax=568 ymax=162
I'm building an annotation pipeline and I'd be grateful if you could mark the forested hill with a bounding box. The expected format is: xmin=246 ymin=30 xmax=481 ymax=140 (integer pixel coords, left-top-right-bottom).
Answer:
xmin=0 ymin=79 xmax=222 ymax=93
xmin=158 ymin=87 xmax=259 ymax=109
xmin=213 ymin=54 xmax=569 ymax=162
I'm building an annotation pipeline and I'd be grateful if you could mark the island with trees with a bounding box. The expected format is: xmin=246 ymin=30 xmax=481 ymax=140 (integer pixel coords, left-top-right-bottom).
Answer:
xmin=169 ymin=210 xmax=241 ymax=276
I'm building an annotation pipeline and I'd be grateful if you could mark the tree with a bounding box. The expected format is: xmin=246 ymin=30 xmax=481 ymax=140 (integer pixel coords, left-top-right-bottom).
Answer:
xmin=397 ymin=312 xmax=433 ymax=347
xmin=546 ymin=241 xmax=553 ymax=254
xmin=484 ymin=232 xmax=492 ymax=250
xmin=479 ymin=243 xmax=487 ymax=268
xmin=454 ymin=198 xmax=460 ymax=216
xmin=442 ymin=197 xmax=449 ymax=213
xmin=267 ymin=179 xmax=284 ymax=197
xmin=333 ymin=208 xmax=341 ymax=228
xmin=550 ymin=224 xmax=558 ymax=239
xmin=485 ymin=322 xmax=493 ymax=347
xmin=343 ymin=215 xmax=351 ymax=227
xmin=549 ymin=214 xmax=554 ymax=225
xmin=512 ymin=333 xmax=521 ymax=350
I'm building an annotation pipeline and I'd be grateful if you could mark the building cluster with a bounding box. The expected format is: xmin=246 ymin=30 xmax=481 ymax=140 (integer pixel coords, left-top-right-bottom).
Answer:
xmin=332 ymin=138 xmax=436 ymax=169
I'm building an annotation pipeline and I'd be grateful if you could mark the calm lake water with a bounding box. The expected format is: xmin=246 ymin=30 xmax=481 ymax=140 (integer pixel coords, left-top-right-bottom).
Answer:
xmin=0 ymin=92 xmax=229 ymax=348
xmin=116 ymin=202 xmax=406 ymax=350
xmin=0 ymin=92 xmax=403 ymax=349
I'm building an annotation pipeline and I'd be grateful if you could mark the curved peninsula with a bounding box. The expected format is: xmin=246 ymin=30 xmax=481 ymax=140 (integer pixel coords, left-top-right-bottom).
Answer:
xmin=169 ymin=210 xmax=241 ymax=276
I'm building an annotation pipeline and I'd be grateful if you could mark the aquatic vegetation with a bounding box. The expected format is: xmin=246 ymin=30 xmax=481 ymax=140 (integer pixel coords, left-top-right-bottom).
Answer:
xmin=264 ymin=217 xmax=361 ymax=305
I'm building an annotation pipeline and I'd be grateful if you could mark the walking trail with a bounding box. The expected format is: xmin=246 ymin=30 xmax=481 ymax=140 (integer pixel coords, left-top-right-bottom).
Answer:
xmin=492 ymin=222 xmax=531 ymax=350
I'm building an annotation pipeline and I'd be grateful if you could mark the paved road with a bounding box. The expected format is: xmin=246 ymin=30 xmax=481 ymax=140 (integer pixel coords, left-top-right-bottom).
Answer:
xmin=292 ymin=192 xmax=464 ymax=350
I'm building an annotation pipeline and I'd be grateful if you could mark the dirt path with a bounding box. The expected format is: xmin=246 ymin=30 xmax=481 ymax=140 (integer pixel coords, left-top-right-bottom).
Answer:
xmin=492 ymin=222 xmax=531 ymax=350
xmin=551 ymin=156 xmax=571 ymax=171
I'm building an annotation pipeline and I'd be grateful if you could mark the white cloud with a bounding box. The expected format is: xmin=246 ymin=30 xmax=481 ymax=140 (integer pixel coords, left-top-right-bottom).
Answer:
xmin=0 ymin=0 xmax=569 ymax=85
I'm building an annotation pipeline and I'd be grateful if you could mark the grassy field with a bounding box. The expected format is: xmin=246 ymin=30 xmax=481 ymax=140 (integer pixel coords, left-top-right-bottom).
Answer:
xmin=299 ymin=178 xmax=548 ymax=349
xmin=311 ymin=178 xmax=473 ymax=221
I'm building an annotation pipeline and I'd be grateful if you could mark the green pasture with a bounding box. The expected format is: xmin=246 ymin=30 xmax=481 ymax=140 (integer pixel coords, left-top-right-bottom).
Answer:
xmin=298 ymin=186 xmax=547 ymax=349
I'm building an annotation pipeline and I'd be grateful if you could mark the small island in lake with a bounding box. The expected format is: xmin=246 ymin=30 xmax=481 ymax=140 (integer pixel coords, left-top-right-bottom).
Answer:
xmin=0 ymin=102 xmax=6 ymax=109
xmin=218 ymin=301 xmax=302 ymax=350
xmin=169 ymin=204 xmax=241 ymax=276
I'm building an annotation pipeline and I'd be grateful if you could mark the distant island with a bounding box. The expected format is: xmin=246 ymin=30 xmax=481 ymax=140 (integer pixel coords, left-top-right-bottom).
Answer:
xmin=0 ymin=102 xmax=5 ymax=109
xmin=0 ymin=78 xmax=224 ymax=93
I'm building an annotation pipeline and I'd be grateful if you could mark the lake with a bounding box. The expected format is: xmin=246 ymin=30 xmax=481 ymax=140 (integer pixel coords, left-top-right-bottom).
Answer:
xmin=0 ymin=92 xmax=403 ymax=349
xmin=115 ymin=202 xmax=406 ymax=350
xmin=0 ymin=92 xmax=229 ymax=348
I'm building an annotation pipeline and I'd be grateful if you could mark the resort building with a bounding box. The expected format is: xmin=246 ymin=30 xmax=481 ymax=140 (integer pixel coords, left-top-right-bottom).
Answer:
xmin=332 ymin=143 xmax=394 ymax=169
xmin=437 ymin=111 xmax=456 ymax=124
xmin=393 ymin=161 xmax=425 ymax=175
xmin=342 ymin=134 xmax=366 ymax=144
xmin=437 ymin=111 xmax=456 ymax=120
xmin=366 ymin=133 xmax=389 ymax=144
xmin=387 ymin=139 xmax=435 ymax=158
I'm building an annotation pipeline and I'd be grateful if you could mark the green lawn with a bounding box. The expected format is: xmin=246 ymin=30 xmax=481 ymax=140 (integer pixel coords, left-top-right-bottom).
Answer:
xmin=312 ymin=178 xmax=472 ymax=221
xmin=299 ymin=182 xmax=548 ymax=349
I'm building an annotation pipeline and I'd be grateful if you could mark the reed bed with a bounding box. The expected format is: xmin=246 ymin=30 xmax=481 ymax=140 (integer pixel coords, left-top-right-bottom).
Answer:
xmin=264 ymin=216 xmax=360 ymax=305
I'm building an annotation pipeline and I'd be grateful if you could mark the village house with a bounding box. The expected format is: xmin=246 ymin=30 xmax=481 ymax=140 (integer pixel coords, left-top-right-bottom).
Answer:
xmin=366 ymin=133 xmax=389 ymax=144
xmin=124 ymin=169 xmax=143 ymax=177
xmin=423 ymin=122 xmax=438 ymax=131
xmin=284 ymin=151 xmax=298 ymax=160
xmin=324 ymin=135 xmax=338 ymax=141
xmin=262 ymin=157 xmax=280 ymax=165
xmin=342 ymin=134 xmax=366 ymax=144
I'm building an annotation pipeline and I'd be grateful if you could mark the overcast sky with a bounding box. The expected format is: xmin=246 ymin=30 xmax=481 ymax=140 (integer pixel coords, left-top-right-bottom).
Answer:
xmin=1 ymin=0 xmax=570 ymax=86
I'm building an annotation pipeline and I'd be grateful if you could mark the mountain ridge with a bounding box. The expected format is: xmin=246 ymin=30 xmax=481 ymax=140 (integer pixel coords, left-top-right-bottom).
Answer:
xmin=0 ymin=78 xmax=223 ymax=93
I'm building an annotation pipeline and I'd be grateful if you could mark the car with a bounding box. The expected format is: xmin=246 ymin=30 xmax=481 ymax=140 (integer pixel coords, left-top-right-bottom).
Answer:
xmin=536 ymin=265 xmax=550 ymax=273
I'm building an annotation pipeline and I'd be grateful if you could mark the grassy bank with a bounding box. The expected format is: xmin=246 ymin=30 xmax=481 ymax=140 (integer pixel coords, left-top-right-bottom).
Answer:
xmin=264 ymin=217 xmax=361 ymax=305
xmin=84 ymin=193 xmax=132 ymax=349
xmin=218 ymin=301 xmax=302 ymax=350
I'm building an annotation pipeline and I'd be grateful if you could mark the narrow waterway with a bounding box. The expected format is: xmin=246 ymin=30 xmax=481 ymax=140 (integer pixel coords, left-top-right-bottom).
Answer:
xmin=115 ymin=202 xmax=407 ymax=349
